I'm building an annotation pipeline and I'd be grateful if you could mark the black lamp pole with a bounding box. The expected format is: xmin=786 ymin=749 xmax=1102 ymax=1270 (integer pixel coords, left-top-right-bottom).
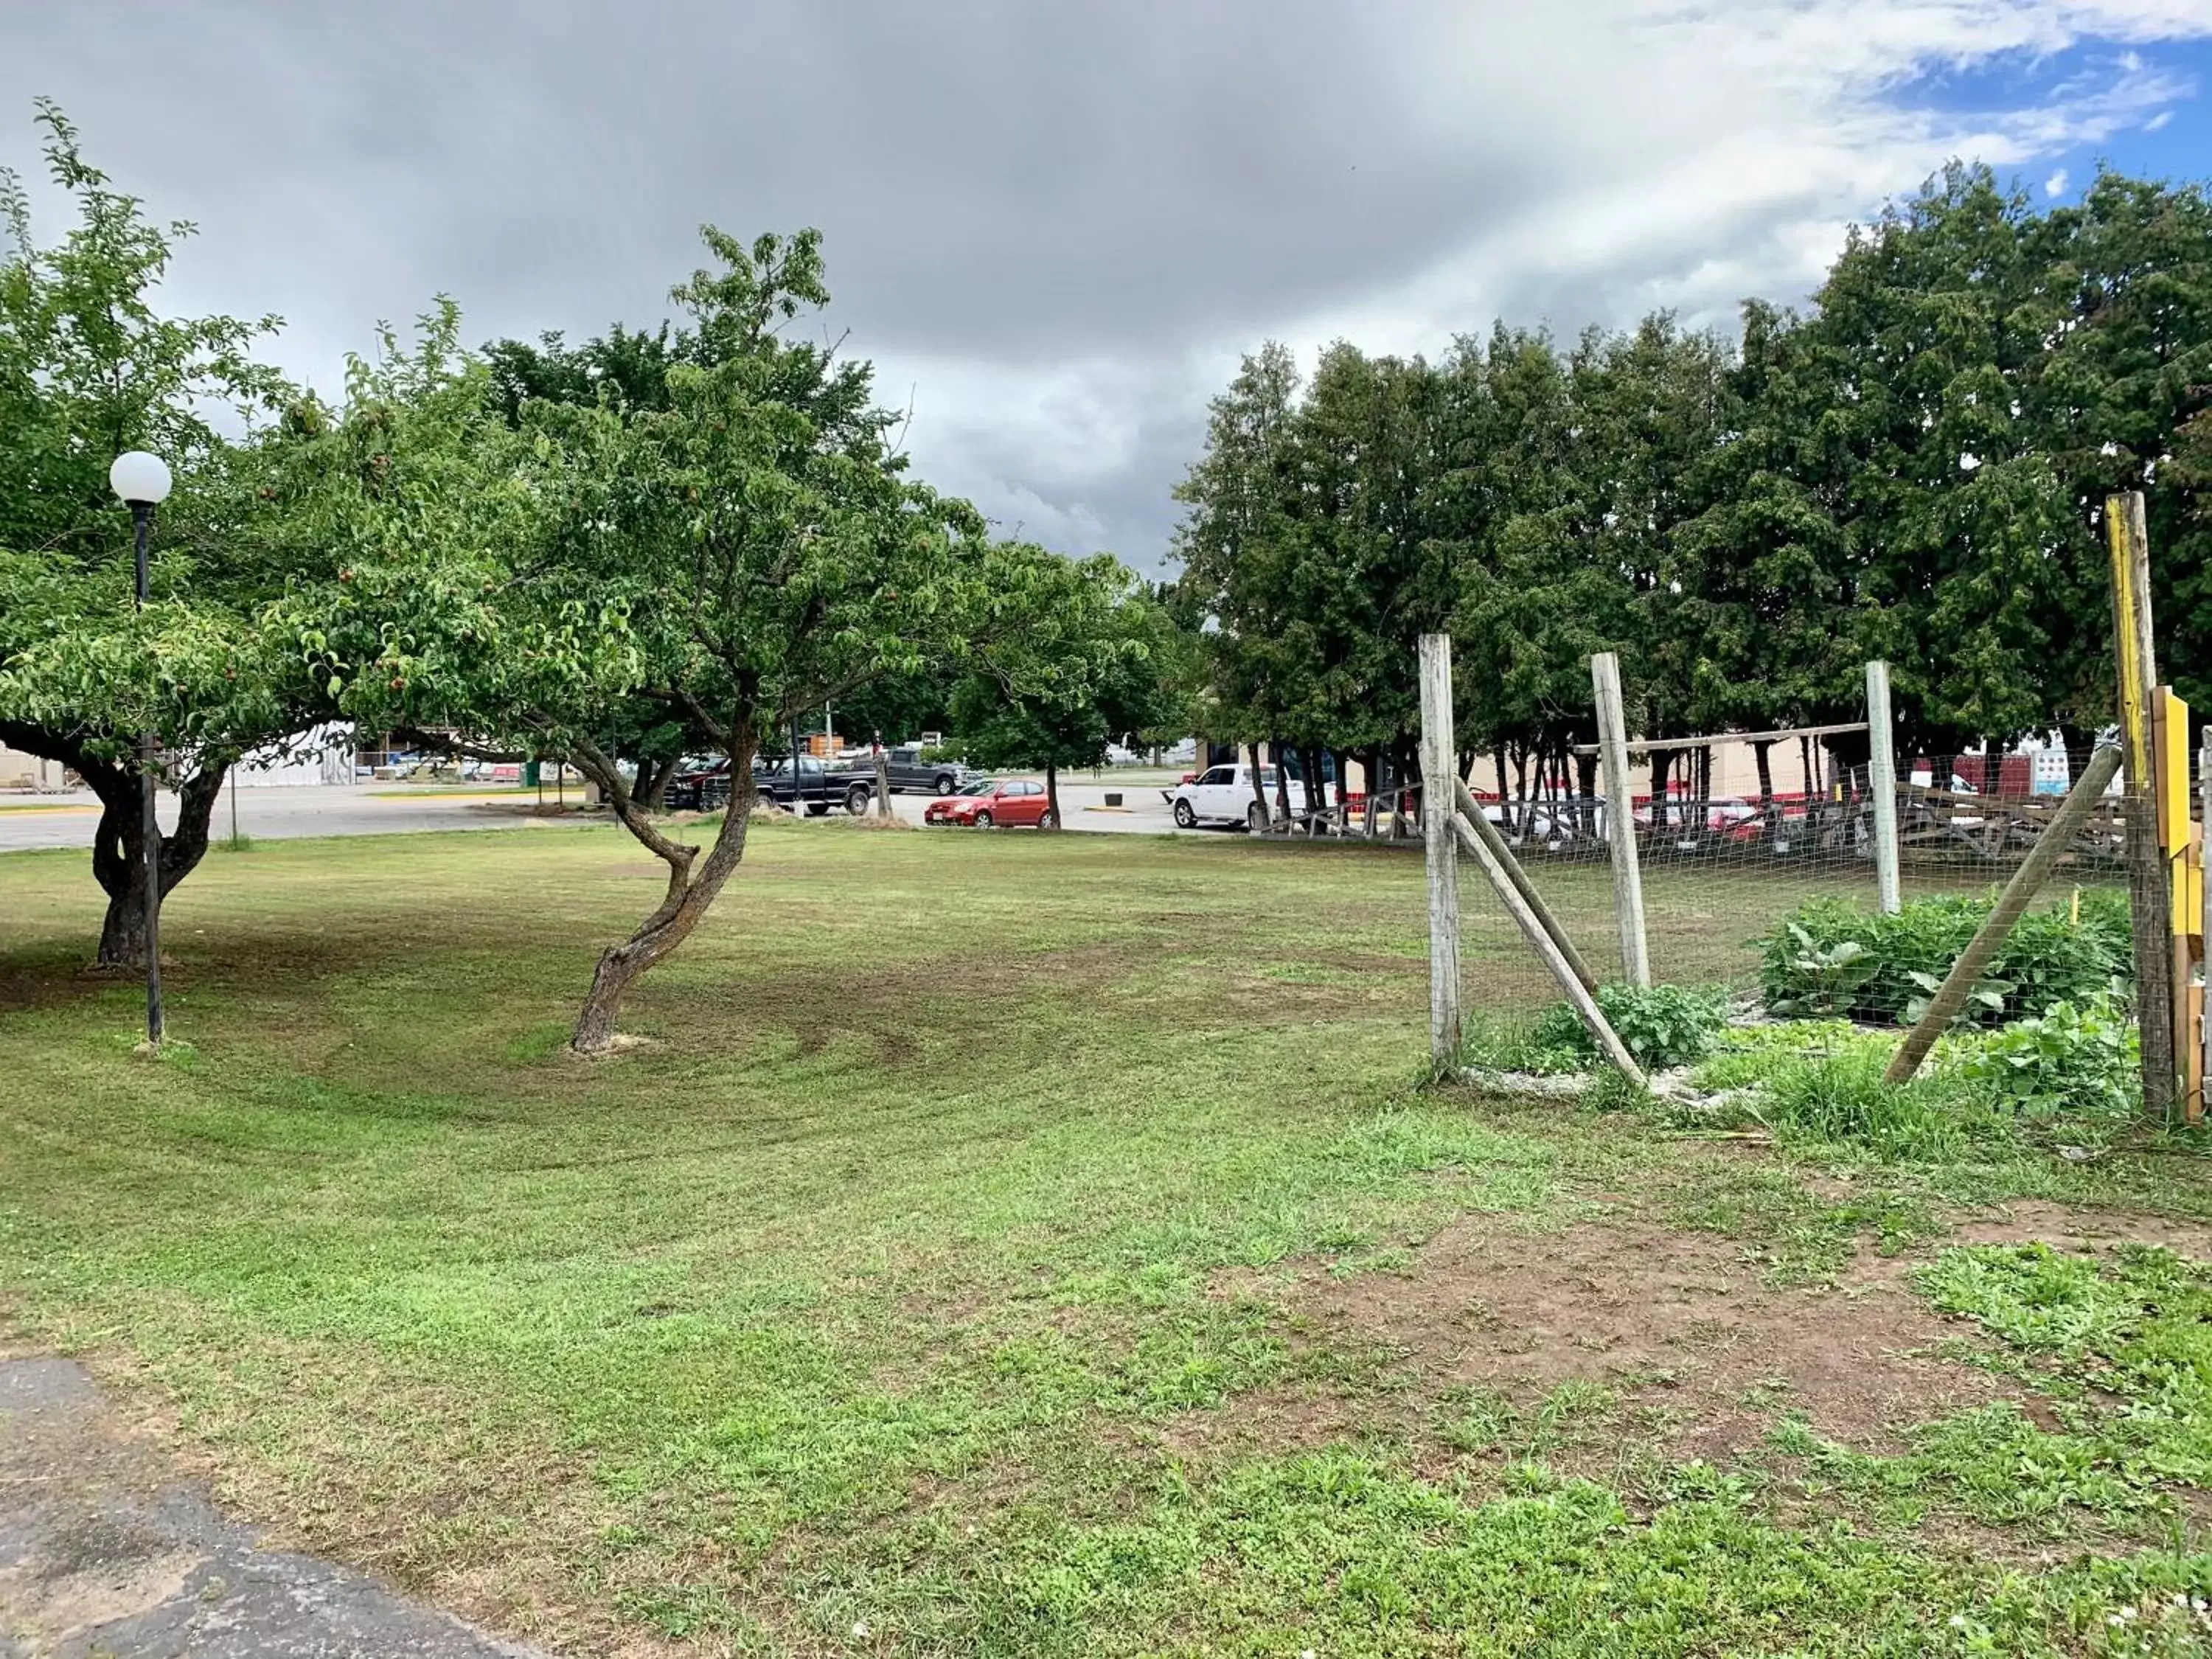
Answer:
xmin=132 ymin=498 xmax=163 ymax=1047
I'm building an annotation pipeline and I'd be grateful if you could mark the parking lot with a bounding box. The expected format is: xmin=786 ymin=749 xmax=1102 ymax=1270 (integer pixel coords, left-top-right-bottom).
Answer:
xmin=0 ymin=774 xmax=1210 ymax=854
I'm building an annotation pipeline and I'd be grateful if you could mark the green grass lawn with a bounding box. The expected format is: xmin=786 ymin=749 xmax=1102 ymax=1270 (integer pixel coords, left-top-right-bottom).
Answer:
xmin=4 ymin=821 xmax=2211 ymax=1656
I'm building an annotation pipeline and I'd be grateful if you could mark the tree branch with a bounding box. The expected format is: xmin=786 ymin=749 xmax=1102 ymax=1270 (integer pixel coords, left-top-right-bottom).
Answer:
xmin=569 ymin=735 xmax=699 ymax=877
xmin=675 ymin=691 xmax=734 ymax=752
xmin=390 ymin=725 xmax=522 ymax=765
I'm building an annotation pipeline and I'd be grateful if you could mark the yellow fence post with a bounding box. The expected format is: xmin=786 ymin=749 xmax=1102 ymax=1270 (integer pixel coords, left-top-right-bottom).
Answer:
xmin=2155 ymin=689 xmax=2202 ymax=1121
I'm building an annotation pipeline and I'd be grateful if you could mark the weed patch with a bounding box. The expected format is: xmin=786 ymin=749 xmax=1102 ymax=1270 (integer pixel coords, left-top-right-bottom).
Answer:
xmin=1534 ymin=982 xmax=1730 ymax=1071
xmin=1769 ymin=1243 xmax=2212 ymax=1543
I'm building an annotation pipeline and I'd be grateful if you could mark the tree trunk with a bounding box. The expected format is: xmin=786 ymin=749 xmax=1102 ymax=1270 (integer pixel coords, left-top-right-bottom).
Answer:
xmin=1273 ymin=739 xmax=1293 ymax=825
xmin=1301 ymin=745 xmax=1323 ymax=818
xmin=874 ymin=747 xmax=894 ymax=818
xmin=1248 ymin=743 xmax=1270 ymax=827
xmin=90 ymin=762 xmax=226 ymax=971
xmin=1362 ymin=745 xmax=1380 ymax=838
xmin=568 ymin=734 xmax=754 ymax=1054
xmin=639 ymin=754 xmax=680 ymax=812
xmin=1574 ymin=750 xmax=1599 ymax=840
xmin=1044 ymin=760 xmax=1061 ymax=827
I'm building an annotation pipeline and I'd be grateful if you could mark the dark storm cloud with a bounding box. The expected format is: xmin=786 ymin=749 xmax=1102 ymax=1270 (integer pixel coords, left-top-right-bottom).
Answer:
xmin=8 ymin=0 xmax=1518 ymax=356
xmin=6 ymin=1 xmax=2206 ymax=569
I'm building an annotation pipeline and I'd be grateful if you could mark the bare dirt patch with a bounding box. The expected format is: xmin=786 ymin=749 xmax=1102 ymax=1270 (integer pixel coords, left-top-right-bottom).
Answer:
xmin=1193 ymin=1217 xmax=2030 ymax=1470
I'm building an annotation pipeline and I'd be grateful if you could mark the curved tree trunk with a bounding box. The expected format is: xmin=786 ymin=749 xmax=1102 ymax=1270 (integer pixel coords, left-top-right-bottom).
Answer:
xmin=1753 ymin=738 xmax=1776 ymax=845
xmin=0 ymin=723 xmax=229 ymax=972
xmin=1389 ymin=737 xmax=1416 ymax=838
xmin=1044 ymin=760 xmax=1061 ymax=827
xmin=89 ymin=762 xmax=227 ymax=971
xmin=568 ymin=732 xmax=754 ymax=1054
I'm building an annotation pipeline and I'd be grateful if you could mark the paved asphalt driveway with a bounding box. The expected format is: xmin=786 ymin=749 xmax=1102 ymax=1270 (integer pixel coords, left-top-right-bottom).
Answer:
xmin=0 ymin=1355 xmax=543 ymax=1659
xmin=0 ymin=779 xmax=1223 ymax=855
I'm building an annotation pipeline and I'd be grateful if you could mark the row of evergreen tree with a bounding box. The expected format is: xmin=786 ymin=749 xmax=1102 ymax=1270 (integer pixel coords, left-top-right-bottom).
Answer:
xmin=1172 ymin=165 xmax=2212 ymax=801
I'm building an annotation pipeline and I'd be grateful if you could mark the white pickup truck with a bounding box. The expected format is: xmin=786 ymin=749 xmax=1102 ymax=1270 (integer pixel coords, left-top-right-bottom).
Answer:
xmin=1166 ymin=762 xmax=1287 ymax=831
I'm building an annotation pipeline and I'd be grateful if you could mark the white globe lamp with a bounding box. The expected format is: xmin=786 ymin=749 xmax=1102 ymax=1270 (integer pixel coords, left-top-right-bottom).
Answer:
xmin=109 ymin=451 xmax=173 ymax=506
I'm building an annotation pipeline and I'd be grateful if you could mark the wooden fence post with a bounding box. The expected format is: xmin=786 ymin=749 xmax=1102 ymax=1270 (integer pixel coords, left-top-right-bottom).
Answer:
xmin=1865 ymin=660 xmax=1902 ymax=915
xmin=1886 ymin=745 xmax=2124 ymax=1085
xmin=1591 ymin=652 xmax=1648 ymax=987
xmin=1446 ymin=811 xmax=1646 ymax=1088
xmin=1455 ymin=775 xmax=1598 ymax=993
xmin=2108 ymin=491 xmax=2174 ymax=1115
xmin=1419 ymin=633 xmax=1462 ymax=1065
xmin=2157 ymin=686 xmax=2199 ymax=1113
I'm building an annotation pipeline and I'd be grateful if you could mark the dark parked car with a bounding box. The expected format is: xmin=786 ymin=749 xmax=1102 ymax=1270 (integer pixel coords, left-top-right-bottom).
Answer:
xmin=663 ymin=756 xmax=873 ymax=815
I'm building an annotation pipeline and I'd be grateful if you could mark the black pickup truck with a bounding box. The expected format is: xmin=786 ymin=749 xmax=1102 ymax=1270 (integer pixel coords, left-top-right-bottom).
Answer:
xmin=757 ymin=757 xmax=875 ymax=815
xmin=665 ymin=756 xmax=874 ymax=815
xmin=874 ymin=746 xmax=966 ymax=796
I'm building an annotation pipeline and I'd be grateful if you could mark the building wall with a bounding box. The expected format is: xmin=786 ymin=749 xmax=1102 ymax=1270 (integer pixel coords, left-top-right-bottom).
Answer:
xmin=0 ymin=745 xmax=66 ymax=790
xmin=234 ymin=724 xmax=356 ymax=786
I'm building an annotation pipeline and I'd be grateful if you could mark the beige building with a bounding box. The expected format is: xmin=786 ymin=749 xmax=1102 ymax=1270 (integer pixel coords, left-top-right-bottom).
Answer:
xmin=0 ymin=743 xmax=69 ymax=791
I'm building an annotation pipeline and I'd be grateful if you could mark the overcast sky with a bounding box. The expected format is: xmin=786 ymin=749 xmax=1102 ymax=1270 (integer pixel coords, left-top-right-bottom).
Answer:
xmin=9 ymin=1 xmax=2212 ymax=572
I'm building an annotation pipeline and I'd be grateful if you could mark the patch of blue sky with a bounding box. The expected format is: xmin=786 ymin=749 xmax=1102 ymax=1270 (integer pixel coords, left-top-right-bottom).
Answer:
xmin=1891 ymin=35 xmax=2212 ymax=200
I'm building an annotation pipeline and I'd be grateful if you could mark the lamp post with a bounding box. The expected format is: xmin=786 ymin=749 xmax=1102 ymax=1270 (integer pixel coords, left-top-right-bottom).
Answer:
xmin=109 ymin=451 xmax=172 ymax=1048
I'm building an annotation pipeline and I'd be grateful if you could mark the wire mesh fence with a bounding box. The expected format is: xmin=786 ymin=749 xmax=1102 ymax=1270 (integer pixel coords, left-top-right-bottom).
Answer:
xmin=1451 ymin=758 xmax=2137 ymax=1018
xmin=1422 ymin=525 xmax=2198 ymax=1109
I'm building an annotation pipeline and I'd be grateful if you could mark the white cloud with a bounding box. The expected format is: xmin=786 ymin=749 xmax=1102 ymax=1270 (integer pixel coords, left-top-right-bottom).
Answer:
xmin=6 ymin=0 xmax=2210 ymax=571
xmin=889 ymin=0 xmax=2212 ymax=563
xmin=1289 ymin=2 xmax=2203 ymax=349
xmin=1052 ymin=0 xmax=2212 ymax=561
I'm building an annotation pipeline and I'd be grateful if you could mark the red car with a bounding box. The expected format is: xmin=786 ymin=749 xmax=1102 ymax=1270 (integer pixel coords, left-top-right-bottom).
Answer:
xmin=923 ymin=777 xmax=1060 ymax=829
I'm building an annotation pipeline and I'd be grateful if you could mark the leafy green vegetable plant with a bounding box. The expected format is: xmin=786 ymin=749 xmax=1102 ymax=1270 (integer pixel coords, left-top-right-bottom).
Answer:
xmin=1759 ymin=891 xmax=2130 ymax=1026
xmin=1952 ymin=997 xmax=2140 ymax=1130
xmin=1765 ymin=924 xmax=1879 ymax=1018
xmin=1530 ymin=983 xmax=1730 ymax=1071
